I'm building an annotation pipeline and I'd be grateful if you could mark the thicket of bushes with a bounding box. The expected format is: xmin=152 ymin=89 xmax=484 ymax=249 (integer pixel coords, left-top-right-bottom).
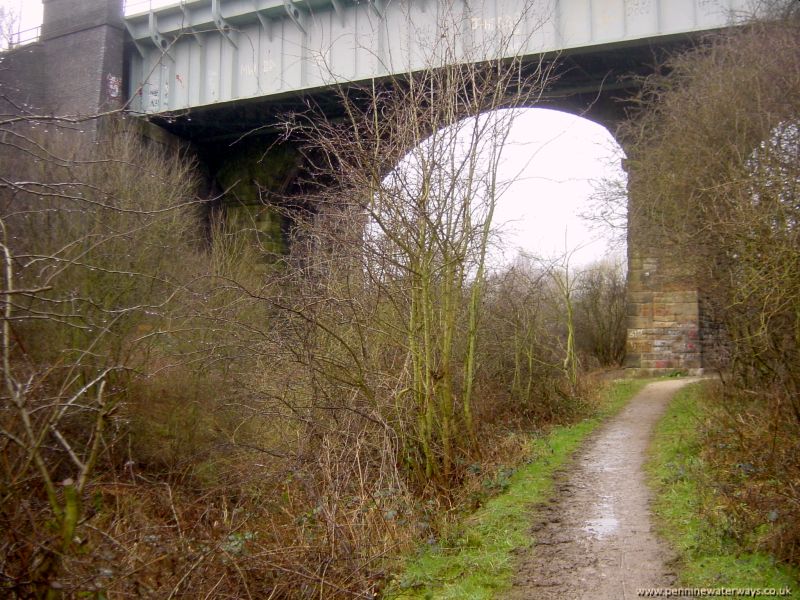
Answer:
xmin=0 ymin=58 xmax=627 ymax=600
xmin=619 ymin=4 xmax=800 ymax=568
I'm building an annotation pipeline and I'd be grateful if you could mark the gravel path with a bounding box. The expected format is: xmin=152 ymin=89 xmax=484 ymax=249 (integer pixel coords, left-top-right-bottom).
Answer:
xmin=503 ymin=378 xmax=699 ymax=600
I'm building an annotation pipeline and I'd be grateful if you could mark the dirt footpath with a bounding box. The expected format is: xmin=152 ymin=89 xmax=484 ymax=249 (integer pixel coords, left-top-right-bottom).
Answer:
xmin=504 ymin=378 xmax=699 ymax=600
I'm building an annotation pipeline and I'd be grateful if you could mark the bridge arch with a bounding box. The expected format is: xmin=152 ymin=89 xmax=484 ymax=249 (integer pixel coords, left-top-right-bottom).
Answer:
xmin=0 ymin=0 xmax=731 ymax=373
xmin=182 ymin=61 xmax=701 ymax=375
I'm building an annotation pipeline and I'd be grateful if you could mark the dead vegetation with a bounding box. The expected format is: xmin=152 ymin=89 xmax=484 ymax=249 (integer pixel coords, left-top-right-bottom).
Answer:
xmin=617 ymin=4 xmax=800 ymax=569
xmin=0 ymin=4 xmax=630 ymax=595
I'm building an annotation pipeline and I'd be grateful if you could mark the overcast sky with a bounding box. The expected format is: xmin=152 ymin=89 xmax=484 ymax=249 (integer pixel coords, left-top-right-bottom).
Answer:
xmin=2 ymin=1 xmax=627 ymax=268
xmin=2 ymin=0 xmax=41 ymax=33
xmin=489 ymin=108 xmax=625 ymax=268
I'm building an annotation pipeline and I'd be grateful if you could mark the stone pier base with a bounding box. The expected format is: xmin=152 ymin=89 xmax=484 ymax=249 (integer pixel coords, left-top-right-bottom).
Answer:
xmin=625 ymin=289 xmax=703 ymax=376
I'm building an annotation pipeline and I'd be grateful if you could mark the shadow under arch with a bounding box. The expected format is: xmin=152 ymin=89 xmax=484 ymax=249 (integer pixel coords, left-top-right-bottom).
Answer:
xmin=187 ymin=39 xmax=708 ymax=374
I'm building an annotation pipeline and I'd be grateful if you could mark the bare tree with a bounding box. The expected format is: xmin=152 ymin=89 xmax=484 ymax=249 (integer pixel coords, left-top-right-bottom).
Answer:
xmin=573 ymin=258 xmax=627 ymax=367
xmin=0 ymin=6 xmax=18 ymax=50
xmin=479 ymin=255 xmax=587 ymax=423
xmin=274 ymin=0 xmax=556 ymax=484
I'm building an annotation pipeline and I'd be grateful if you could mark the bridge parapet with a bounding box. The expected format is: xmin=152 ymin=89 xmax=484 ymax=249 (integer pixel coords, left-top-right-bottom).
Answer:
xmin=0 ymin=0 xmax=125 ymax=121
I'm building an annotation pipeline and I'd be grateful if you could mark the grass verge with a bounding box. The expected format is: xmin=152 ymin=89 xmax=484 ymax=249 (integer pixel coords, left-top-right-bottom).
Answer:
xmin=646 ymin=382 xmax=799 ymax=595
xmin=383 ymin=378 xmax=648 ymax=599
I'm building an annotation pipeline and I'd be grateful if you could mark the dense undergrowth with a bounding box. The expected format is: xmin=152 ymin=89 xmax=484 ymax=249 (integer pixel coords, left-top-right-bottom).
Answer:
xmin=622 ymin=3 xmax=800 ymax=578
xmin=648 ymin=382 xmax=800 ymax=592
xmin=0 ymin=106 xmax=626 ymax=598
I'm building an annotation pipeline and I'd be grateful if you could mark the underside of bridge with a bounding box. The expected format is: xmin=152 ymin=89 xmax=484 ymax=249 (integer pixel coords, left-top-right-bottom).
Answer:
xmin=142 ymin=41 xmax=705 ymax=375
xmin=0 ymin=0 xmax=718 ymax=374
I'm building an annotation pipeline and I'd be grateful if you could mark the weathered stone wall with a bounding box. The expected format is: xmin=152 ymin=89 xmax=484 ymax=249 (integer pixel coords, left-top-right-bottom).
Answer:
xmin=0 ymin=0 xmax=124 ymax=119
xmin=43 ymin=27 xmax=124 ymax=117
xmin=625 ymin=185 xmax=704 ymax=374
xmin=204 ymin=137 xmax=307 ymax=260
xmin=42 ymin=0 xmax=125 ymax=117
xmin=626 ymin=284 xmax=702 ymax=374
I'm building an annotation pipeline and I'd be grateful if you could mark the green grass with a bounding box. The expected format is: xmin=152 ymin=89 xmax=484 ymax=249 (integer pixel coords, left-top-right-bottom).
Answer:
xmin=647 ymin=383 xmax=799 ymax=596
xmin=383 ymin=378 xmax=648 ymax=600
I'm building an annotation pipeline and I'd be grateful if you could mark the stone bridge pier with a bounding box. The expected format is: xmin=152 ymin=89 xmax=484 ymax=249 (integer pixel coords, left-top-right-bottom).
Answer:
xmin=625 ymin=181 xmax=704 ymax=375
xmin=0 ymin=0 xmax=712 ymax=375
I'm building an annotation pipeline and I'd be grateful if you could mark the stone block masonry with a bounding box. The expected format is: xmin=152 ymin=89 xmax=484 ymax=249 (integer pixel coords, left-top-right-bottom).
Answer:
xmin=626 ymin=288 xmax=702 ymax=375
xmin=0 ymin=42 xmax=46 ymax=116
xmin=625 ymin=170 xmax=706 ymax=374
xmin=42 ymin=0 xmax=125 ymax=118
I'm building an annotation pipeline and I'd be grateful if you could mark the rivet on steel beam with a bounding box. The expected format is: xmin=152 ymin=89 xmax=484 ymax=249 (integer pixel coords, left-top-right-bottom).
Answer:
xmin=212 ymin=0 xmax=239 ymax=47
xmin=283 ymin=0 xmax=308 ymax=34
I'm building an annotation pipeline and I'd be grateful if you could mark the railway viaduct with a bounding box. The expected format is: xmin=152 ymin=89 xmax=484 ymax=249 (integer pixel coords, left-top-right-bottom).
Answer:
xmin=0 ymin=0 xmax=755 ymax=373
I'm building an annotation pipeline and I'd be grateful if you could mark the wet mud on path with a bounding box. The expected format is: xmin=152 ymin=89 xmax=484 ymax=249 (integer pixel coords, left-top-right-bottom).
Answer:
xmin=504 ymin=378 xmax=699 ymax=600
